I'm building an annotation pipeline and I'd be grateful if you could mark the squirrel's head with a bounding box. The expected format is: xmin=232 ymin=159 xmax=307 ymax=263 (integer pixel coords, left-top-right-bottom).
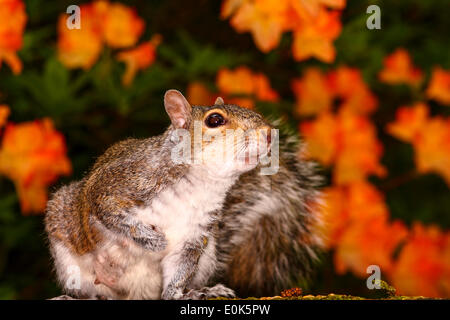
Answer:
xmin=164 ymin=89 xmax=274 ymax=177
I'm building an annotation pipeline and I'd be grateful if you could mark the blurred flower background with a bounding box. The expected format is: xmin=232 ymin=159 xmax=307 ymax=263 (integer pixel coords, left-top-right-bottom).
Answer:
xmin=0 ymin=0 xmax=449 ymax=299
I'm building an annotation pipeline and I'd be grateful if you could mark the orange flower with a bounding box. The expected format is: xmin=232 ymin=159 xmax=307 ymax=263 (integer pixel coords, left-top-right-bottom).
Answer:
xmin=386 ymin=103 xmax=429 ymax=143
xmin=378 ymin=48 xmax=423 ymax=87
xmin=334 ymin=109 xmax=386 ymax=184
xmin=290 ymin=0 xmax=346 ymax=20
xmin=0 ymin=104 xmax=10 ymax=128
xmin=186 ymin=82 xmax=220 ymax=106
xmin=222 ymin=0 xmax=345 ymax=62
xmin=57 ymin=1 xmax=145 ymax=69
xmin=335 ymin=216 xmax=408 ymax=277
xmin=57 ymin=2 xmax=104 ymax=69
xmin=321 ymin=182 xmax=407 ymax=277
xmin=426 ymin=67 xmax=450 ymax=106
xmin=0 ymin=118 xmax=71 ymax=214
xmin=117 ymin=35 xmax=161 ymax=86
xmin=292 ymin=8 xmax=341 ymax=63
xmin=413 ymin=116 xmax=450 ymax=186
xmin=300 ymin=111 xmax=338 ymax=165
xmin=253 ymin=73 xmax=279 ymax=102
xmin=301 ymin=110 xmax=385 ymax=184
xmin=103 ymin=2 xmax=145 ymax=48
xmin=387 ymin=104 xmax=450 ymax=186
xmin=293 ymin=66 xmax=377 ymax=116
xmin=0 ymin=0 xmax=27 ymax=74
xmin=217 ymin=67 xmax=255 ymax=96
xmin=228 ymin=0 xmax=289 ymax=52
xmin=321 ymin=182 xmax=389 ymax=248
xmin=292 ymin=67 xmax=333 ymax=116
xmin=216 ymin=66 xmax=278 ymax=108
xmin=327 ymin=66 xmax=378 ymax=114
xmin=390 ymin=223 xmax=450 ymax=298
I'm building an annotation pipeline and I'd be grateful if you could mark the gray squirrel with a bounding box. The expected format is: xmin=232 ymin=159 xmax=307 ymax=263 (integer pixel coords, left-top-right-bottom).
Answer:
xmin=45 ymin=90 xmax=323 ymax=299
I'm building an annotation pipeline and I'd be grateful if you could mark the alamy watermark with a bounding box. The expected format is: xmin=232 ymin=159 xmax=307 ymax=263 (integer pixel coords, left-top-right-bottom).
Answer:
xmin=366 ymin=5 xmax=381 ymax=30
xmin=366 ymin=265 xmax=382 ymax=289
xmin=66 ymin=5 xmax=81 ymax=30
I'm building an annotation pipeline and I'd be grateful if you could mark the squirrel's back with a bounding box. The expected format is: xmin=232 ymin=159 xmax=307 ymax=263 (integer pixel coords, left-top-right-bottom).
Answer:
xmin=215 ymin=129 xmax=323 ymax=297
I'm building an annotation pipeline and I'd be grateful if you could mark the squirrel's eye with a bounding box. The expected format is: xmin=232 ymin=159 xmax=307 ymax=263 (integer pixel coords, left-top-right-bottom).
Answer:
xmin=205 ymin=113 xmax=226 ymax=128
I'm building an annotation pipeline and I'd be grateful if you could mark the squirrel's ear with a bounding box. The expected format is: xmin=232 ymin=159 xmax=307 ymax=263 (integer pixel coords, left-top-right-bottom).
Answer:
xmin=164 ymin=90 xmax=192 ymax=129
xmin=214 ymin=97 xmax=224 ymax=105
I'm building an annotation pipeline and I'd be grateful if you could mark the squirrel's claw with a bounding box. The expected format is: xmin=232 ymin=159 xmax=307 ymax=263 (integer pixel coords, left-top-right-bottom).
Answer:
xmin=180 ymin=284 xmax=236 ymax=300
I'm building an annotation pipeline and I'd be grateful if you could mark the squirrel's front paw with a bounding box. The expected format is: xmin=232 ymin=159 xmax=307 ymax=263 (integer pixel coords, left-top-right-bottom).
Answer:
xmin=181 ymin=284 xmax=236 ymax=300
xmin=132 ymin=224 xmax=168 ymax=252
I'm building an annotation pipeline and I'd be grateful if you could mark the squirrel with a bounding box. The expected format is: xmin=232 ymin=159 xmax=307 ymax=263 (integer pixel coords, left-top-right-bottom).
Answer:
xmin=45 ymin=89 xmax=280 ymax=299
xmin=45 ymin=89 xmax=323 ymax=299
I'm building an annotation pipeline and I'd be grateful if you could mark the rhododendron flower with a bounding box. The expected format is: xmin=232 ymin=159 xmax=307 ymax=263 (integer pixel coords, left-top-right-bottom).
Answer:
xmin=413 ymin=117 xmax=450 ymax=186
xmin=0 ymin=118 xmax=72 ymax=214
xmin=301 ymin=109 xmax=385 ymax=184
xmin=300 ymin=111 xmax=337 ymax=165
xmin=321 ymin=182 xmax=407 ymax=277
xmin=217 ymin=66 xmax=255 ymax=96
xmin=292 ymin=66 xmax=377 ymax=116
xmin=187 ymin=82 xmax=220 ymax=106
xmin=57 ymin=2 xmax=105 ymax=69
xmin=290 ymin=0 xmax=346 ymax=20
xmin=117 ymin=35 xmax=161 ymax=86
xmin=216 ymin=66 xmax=278 ymax=108
xmin=0 ymin=0 xmax=27 ymax=74
xmin=58 ymin=1 xmax=145 ymax=69
xmin=386 ymin=103 xmax=429 ymax=143
xmin=327 ymin=67 xmax=378 ymax=114
xmin=426 ymin=67 xmax=450 ymax=106
xmin=222 ymin=0 xmax=344 ymax=62
xmin=390 ymin=223 xmax=450 ymax=298
xmin=186 ymin=68 xmax=278 ymax=109
xmin=187 ymin=81 xmax=256 ymax=108
xmin=227 ymin=0 xmax=289 ymax=52
xmin=335 ymin=216 xmax=408 ymax=277
xmin=334 ymin=110 xmax=386 ymax=184
xmin=253 ymin=73 xmax=280 ymax=102
xmin=292 ymin=68 xmax=333 ymax=116
xmin=387 ymin=103 xmax=450 ymax=186
xmin=103 ymin=2 xmax=145 ymax=49
xmin=292 ymin=8 xmax=341 ymax=63
xmin=320 ymin=182 xmax=389 ymax=248
xmin=378 ymin=49 xmax=423 ymax=87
